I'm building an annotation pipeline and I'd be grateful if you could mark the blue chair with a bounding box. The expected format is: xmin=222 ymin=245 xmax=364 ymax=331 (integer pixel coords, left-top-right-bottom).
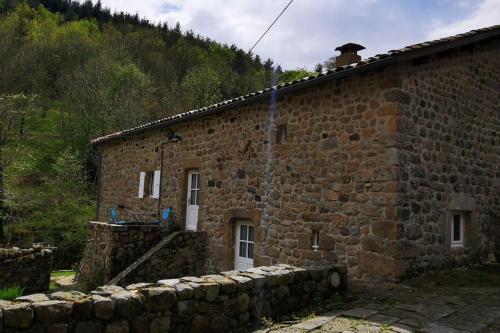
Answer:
xmin=110 ymin=208 xmax=126 ymax=225
xmin=161 ymin=208 xmax=171 ymax=223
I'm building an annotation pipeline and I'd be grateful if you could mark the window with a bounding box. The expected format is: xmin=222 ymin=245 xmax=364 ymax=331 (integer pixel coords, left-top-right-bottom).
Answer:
xmin=189 ymin=172 xmax=200 ymax=206
xmin=138 ymin=170 xmax=161 ymax=199
xmin=275 ymin=123 xmax=287 ymax=144
xmin=312 ymin=230 xmax=320 ymax=251
xmin=144 ymin=171 xmax=154 ymax=197
xmin=238 ymin=225 xmax=254 ymax=259
xmin=451 ymin=212 xmax=464 ymax=247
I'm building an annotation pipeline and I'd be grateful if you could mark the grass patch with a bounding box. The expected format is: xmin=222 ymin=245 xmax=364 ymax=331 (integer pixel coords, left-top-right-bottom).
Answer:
xmin=49 ymin=270 xmax=76 ymax=291
xmin=51 ymin=270 xmax=76 ymax=278
xmin=0 ymin=286 xmax=23 ymax=301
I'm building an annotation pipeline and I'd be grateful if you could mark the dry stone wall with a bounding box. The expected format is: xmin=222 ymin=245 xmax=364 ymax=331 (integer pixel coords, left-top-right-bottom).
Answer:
xmin=110 ymin=231 xmax=207 ymax=286
xmin=0 ymin=246 xmax=52 ymax=293
xmin=0 ymin=265 xmax=343 ymax=333
xmin=77 ymin=222 xmax=163 ymax=289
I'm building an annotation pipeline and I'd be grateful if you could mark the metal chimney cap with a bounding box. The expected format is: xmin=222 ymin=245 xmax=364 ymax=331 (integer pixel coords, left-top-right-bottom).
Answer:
xmin=335 ymin=43 xmax=366 ymax=54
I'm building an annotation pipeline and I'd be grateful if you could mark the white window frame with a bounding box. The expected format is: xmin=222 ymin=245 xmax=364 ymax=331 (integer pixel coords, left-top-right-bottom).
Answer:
xmin=152 ymin=170 xmax=161 ymax=198
xmin=138 ymin=170 xmax=160 ymax=199
xmin=138 ymin=172 xmax=146 ymax=198
xmin=312 ymin=230 xmax=320 ymax=252
xmin=187 ymin=171 xmax=200 ymax=206
xmin=451 ymin=211 xmax=465 ymax=248
xmin=237 ymin=224 xmax=254 ymax=259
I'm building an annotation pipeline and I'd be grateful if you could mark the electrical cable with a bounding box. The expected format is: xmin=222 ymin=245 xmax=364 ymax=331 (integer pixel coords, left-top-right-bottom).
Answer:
xmin=248 ymin=0 xmax=294 ymax=53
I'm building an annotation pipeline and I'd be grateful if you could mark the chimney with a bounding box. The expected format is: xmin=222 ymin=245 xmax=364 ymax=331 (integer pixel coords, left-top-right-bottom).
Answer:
xmin=335 ymin=43 xmax=365 ymax=66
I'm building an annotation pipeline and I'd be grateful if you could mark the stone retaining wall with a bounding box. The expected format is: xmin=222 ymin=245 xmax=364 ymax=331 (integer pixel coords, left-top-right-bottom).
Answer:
xmin=109 ymin=231 xmax=207 ymax=286
xmin=0 ymin=246 xmax=52 ymax=293
xmin=0 ymin=265 xmax=344 ymax=333
xmin=77 ymin=222 xmax=163 ymax=289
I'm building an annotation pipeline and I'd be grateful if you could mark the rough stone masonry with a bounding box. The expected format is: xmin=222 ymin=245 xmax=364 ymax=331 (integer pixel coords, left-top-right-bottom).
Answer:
xmin=0 ymin=265 xmax=343 ymax=333
xmin=0 ymin=246 xmax=52 ymax=293
xmin=92 ymin=28 xmax=500 ymax=287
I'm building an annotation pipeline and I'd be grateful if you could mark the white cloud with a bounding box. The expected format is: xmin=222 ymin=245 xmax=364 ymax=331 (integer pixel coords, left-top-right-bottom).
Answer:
xmin=428 ymin=0 xmax=500 ymax=40
xmin=92 ymin=0 xmax=499 ymax=70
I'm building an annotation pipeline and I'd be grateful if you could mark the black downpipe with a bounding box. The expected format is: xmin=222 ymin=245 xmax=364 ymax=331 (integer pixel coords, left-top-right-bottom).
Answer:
xmin=95 ymin=152 xmax=102 ymax=221
xmin=157 ymin=140 xmax=169 ymax=221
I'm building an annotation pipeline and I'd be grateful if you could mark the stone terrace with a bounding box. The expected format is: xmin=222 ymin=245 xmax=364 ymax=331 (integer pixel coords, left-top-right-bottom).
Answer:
xmin=252 ymin=265 xmax=500 ymax=333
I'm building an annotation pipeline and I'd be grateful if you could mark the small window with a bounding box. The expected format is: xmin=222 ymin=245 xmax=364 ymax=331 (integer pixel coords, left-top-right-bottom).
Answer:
xmin=238 ymin=224 xmax=254 ymax=259
xmin=138 ymin=170 xmax=160 ymax=198
xmin=451 ymin=212 xmax=464 ymax=247
xmin=144 ymin=171 xmax=154 ymax=197
xmin=188 ymin=172 xmax=200 ymax=205
xmin=275 ymin=123 xmax=287 ymax=144
xmin=312 ymin=230 xmax=320 ymax=251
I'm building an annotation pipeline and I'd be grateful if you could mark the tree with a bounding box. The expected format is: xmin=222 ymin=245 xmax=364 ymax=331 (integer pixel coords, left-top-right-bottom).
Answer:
xmin=322 ymin=56 xmax=336 ymax=71
xmin=314 ymin=63 xmax=323 ymax=73
xmin=278 ymin=68 xmax=314 ymax=84
xmin=181 ymin=65 xmax=221 ymax=109
xmin=0 ymin=94 xmax=37 ymax=242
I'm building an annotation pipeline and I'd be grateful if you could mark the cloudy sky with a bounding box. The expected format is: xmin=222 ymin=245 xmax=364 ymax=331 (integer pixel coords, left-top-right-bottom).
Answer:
xmin=92 ymin=0 xmax=500 ymax=70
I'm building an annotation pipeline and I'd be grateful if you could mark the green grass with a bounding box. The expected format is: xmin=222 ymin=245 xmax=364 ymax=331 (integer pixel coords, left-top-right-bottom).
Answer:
xmin=49 ymin=270 xmax=76 ymax=291
xmin=0 ymin=286 xmax=23 ymax=301
xmin=51 ymin=270 xmax=76 ymax=278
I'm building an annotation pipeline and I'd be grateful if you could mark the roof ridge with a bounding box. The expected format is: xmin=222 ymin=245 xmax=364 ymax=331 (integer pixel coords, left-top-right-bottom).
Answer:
xmin=91 ymin=24 xmax=500 ymax=144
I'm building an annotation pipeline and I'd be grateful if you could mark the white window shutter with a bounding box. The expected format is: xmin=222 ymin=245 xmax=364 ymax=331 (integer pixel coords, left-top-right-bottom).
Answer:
xmin=152 ymin=170 xmax=161 ymax=198
xmin=138 ymin=172 xmax=145 ymax=198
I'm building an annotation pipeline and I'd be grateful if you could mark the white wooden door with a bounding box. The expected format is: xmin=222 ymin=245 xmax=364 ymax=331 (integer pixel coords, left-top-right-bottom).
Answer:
xmin=185 ymin=171 xmax=200 ymax=231
xmin=234 ymin=221 xmax=254 ymax=271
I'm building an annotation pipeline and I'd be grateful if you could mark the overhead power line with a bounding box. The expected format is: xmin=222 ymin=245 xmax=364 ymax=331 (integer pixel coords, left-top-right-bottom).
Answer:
xmin=206 ymin=0 xmax=295 ymax=103
xmin=248 ymin=0 xmax=295 ymax=53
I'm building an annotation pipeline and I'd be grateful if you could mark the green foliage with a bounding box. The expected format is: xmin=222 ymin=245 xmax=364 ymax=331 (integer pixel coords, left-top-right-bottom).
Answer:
xmin=278 ymin=68 xmax=315 ymax=84
xmin=4 ymin=108 xmax=94 ymax=268
xmin=181 ymin=66 xmax=222 ymax=108
xmin=0 ymin=286 xmax=23 ymax=300
xmin=51 ymin=270 xmax=75 ymax=278
xmin=0 ymin=1 xmax=310 ymax=268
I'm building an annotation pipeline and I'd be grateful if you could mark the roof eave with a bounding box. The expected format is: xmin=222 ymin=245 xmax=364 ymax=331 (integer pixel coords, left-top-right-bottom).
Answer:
xmin=91 ymin=26 xmax=500 ymax=146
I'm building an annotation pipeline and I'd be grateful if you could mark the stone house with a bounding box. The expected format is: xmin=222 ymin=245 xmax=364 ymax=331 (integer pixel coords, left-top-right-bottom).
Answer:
xmin=90 ymin=26 xmax=500 ymax=286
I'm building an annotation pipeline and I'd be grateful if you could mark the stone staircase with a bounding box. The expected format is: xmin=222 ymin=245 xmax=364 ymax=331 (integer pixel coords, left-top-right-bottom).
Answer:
xmin=108 ymin=231 xmax=207 ymax=286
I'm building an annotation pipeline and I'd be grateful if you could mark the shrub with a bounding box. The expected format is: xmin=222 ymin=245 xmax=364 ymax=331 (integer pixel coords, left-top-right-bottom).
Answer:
xmin=0 ymin=286 xmax=23 ymax=300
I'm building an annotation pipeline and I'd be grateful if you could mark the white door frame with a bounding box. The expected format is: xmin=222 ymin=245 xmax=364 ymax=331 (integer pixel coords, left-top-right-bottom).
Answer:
xmin=185 ymin=171 xmax=200 ymax=231
xmin=234 ymin=221 xmax=254 ymax=271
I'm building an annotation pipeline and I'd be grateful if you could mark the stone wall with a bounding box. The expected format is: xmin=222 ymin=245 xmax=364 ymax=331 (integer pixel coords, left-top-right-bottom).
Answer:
xmin=109 ymin=231 xmax=207 ymax=286
xmin=97 ymin=65 xmax=405 ymax=283
xmin=0 ymin=265 xmax=344 ymax=333
xmin=392 ymin=38 xmax=500 ymax=274
xmin=0 ymin=246 xmax=52 ymax=293
xmin=77 ymin=222 xmax=163 ymax=289
xmin=95 ymin=36 xmax=500 ymax=285
xmin=493 ymin=214 xmax=500 ymax=261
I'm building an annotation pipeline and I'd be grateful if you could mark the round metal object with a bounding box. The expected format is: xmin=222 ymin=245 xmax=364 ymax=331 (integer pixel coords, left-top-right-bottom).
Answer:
xmin=329 ymin=271 xmax=341 ymax=289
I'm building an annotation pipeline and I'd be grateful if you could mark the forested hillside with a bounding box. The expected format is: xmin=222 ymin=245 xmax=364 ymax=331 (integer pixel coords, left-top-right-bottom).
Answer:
xmin=0 ymin=0 xmax=313 ymax=267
